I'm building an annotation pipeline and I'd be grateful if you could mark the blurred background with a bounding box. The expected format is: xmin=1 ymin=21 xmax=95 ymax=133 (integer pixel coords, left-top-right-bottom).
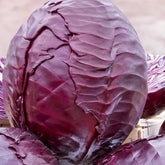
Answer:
xmin=0 ymin=0 xmax=165 ymax=57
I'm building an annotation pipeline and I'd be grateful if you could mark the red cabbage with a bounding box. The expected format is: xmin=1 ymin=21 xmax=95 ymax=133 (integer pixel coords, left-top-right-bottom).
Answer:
xmin=95 ymin=135 xmax=165 ymax=165
xmin=3 ymin=0 xmax=147 ymax=164
xmin=0 ymin=127 xmax=58 ymax=165
xmin=142 ymin=54 xmax=165 ymax=118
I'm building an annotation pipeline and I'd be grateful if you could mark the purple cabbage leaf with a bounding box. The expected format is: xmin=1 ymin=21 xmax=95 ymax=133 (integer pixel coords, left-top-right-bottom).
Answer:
xmin=95 ymin=135 xmax=165 ymax=165
xmin=0 ymin=58 xmax=7 ymax=119
xmin=0 ymin=127 xmax=58 ymax=165
xmin=142 ymin=53 xmax=165 ymax=118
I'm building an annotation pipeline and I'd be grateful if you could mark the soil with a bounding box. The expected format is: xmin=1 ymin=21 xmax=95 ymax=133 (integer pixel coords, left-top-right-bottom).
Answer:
xmin=0 ymin=0 xmax=165 ymax=57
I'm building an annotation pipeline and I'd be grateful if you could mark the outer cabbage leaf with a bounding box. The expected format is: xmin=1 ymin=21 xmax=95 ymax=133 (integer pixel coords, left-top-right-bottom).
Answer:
xmin=142 ymin=54 xmax=165 ymax=118
xmin=0 ymin=127 xmax=58 ymax=165
xmin=95 ymin=135 xmax=165 ymax=165
xmin=3 ymin=0 xmax=147 ymax=164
